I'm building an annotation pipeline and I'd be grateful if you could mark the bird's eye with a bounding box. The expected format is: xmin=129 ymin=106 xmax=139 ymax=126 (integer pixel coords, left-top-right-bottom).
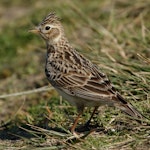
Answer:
xmin=45 ymin=26 xmax=51 ymax=30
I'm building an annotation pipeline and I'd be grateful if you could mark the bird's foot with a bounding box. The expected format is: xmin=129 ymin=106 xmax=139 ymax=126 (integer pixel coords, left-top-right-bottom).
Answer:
xmin=66 ymin=128 xmax=96 ymax=143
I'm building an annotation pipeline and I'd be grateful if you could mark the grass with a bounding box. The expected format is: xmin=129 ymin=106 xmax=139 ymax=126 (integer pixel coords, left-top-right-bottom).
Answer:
xmin=0 ymin=0 xmax=150 ymax=149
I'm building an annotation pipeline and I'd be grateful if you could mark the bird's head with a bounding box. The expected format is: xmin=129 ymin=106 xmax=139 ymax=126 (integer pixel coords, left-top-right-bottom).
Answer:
xmin=29 ymin=13 xmax=64 ymax=45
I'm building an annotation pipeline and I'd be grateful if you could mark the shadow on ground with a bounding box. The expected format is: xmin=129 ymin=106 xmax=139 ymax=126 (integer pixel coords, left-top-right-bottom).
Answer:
xmin=0 ymin=119 xmax=104 ymax=141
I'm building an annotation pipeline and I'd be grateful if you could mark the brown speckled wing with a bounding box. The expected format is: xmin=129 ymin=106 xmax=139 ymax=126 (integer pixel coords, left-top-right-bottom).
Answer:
xmin=48 ymin=48 xmax=117 ymax=102
xmin=57 ymin=71 xmax=115 ymax=101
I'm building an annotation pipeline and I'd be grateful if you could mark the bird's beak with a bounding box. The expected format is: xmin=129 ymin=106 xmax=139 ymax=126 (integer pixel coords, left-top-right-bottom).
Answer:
xmin=28 ymin=27 xmax=40 ymax=34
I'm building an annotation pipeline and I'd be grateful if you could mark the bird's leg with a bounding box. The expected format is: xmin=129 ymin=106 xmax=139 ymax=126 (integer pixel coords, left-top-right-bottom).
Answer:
xmin=69 ymin=112 xmax=95 ymax=140
xmin=85 ymin=106 xmax=99 ymax=127
xmin=71 ymin=112 xmax=82 ymax=135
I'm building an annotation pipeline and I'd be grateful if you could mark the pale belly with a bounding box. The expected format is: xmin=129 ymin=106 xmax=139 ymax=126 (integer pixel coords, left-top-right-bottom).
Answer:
xmin=55 ymin=87 xmax=115 ymax=109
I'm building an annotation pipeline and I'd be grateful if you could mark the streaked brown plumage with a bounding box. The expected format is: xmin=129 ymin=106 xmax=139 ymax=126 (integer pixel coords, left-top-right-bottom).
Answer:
xmin=30 ymin=12 xmax=143 ymax=134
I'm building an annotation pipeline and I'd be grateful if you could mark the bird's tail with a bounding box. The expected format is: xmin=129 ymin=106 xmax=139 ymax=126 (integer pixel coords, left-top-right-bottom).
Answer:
xmin=116 ymin=93 xmax=144 ymax=120
xmin=120 ymin=103 xmax=143 ymax=119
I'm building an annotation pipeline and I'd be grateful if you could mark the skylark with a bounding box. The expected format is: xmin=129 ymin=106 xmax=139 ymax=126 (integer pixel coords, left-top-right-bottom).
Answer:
xmin=30 ymin=12 xmax=143 ymax=134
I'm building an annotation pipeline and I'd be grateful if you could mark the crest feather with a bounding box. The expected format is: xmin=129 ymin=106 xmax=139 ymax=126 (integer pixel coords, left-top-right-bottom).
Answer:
xmin=41 ymin=12 xmax=60 ymax=25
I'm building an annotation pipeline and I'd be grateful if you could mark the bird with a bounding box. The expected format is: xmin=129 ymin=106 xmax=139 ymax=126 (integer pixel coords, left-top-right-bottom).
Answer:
xmin=29 ymin=12 xmax=143 ymax=134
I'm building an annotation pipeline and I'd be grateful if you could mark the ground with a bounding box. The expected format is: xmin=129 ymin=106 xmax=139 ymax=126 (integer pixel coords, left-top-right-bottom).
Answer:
xmin=0 ymin=0 xmax=150 ymax=149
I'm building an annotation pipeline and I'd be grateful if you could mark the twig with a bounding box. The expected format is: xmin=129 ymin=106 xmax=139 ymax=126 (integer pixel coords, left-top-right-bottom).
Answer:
xmin=0 ymin=86 xmax=54 ymax=99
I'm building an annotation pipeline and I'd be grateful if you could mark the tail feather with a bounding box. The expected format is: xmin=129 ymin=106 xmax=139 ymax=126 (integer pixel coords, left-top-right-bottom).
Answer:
xmin=116 ymin=93 xmax=144 ymax=120
xmin=121 ymin=103 xmax=143 ymax=119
